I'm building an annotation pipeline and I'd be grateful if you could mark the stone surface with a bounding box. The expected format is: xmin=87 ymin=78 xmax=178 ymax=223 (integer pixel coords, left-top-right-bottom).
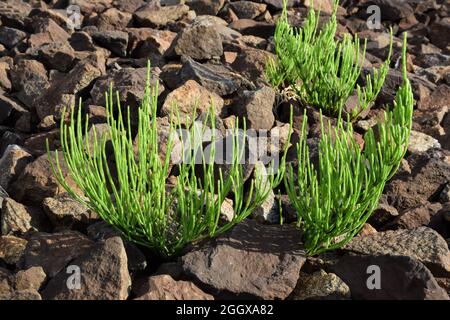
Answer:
xmin=92 ymin=30 xmax=129 ymax=57
xmin=181 ymin=219 xmax=306 ymax=299
xmin=22 ymin=231 xmax=94 ymax=278
xmin=344 ymin=227 xmax=450 ymax=277
xmin=0 ymin=144 xmax=32 ymax=191
xmin=186 ymin=0 xmax=225 ymax=15
xmin=0 ymin=235 xmax=27 ymax=265
xmin=235 ymin=86 xmax=275 ymax=130
xmin=42 ymin=193 xmax=98 ymax=229
xmin=170 ymin=19 xmax=223 ymax=60
xmin=408 ymin=130 xmax=441 ymax=154
xmin=229 ymin=1 xmax=267 ymax=20
xmin=12 ymin=152 xmax=82 ymax=206
xmin=161 ymin=80 xmax=224 ymax=125
xmin=42 ymin=236 xmax=131 ymax=300
xmin=1 ymin=197 xmax=48 ymax=235
xmin=15 ymin=266 xmax=46 ymax=291
xmin=291 ymin=270 xmax=351 ymax=300
xmin=134 ymin=3 xmax=189 ymax=28
xmin=135 ymin=274 xmax=214 ymax=300
xmin=332 ymin=254 xmax=449 ymax=300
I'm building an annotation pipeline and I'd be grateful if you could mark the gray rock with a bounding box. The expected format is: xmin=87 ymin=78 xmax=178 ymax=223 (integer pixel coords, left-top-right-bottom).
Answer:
xmin=42 ymin=236 xmax=131 ymax=300
xmin=181 ymin=219 xmax=306 ymax=299
xmin=291 ymin=270 xmax=351 ymax=300
xmin=22 ymin=231 xmax=94 ymax=278
xmin=408 ymin=130 xmax=441 ymax=154
xmin=235 ymin=86 xmax=275 ymax=130
xmin=170 ymin=19 xmax=223 ymax=60
xmin=344 ymin=227 xmax=450 ymax=277
xmin=331 ymin=254 xmax=449 ymax=300
xmin=179 ymin=57 xmax=248 ymax=96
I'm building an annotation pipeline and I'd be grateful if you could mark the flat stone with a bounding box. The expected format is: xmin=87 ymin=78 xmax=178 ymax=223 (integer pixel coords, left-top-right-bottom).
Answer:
xmin=181 ymin=219 xmax=306 ymax=299
xmin=344 ymin=227 xmax=450 ymax=277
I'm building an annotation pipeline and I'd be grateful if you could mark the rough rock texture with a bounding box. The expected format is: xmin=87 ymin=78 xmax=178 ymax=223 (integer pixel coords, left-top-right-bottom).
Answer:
xmin=291 ymin=270 xmax=351 ymax=300
xmin=331 ymin=254 xmax=449 ymax=300
xmin=161 ymin=80 xmax=224 ymax=124
xmin=0 ymin=235 xmax=27 ymax=265
xmin=235 ymin=86 xmax=275 ymax=130
xmin=42 ymin=237 xmax=131 ymax=300
xmin=1 ymin=197 xmax=49 ymax=235
xmin=344 ymin=227 xmax=450 ymax=277
xmin=181 ymin=219 xmax=306 ymax=299
xmin=21 ymin=231 xmax=94 ymax=278
xmin=134 ymin=274 xmax=214 ymax=300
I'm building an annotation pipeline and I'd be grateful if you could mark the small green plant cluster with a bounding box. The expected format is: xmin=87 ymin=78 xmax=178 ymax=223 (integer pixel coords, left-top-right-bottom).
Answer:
xmin=268 ymin=1 xmax=414 ymax=255
xmin=48 ymin=67 xmax=286 ymax=258
xmin=266 ymin=0 xmax=392 ymax=119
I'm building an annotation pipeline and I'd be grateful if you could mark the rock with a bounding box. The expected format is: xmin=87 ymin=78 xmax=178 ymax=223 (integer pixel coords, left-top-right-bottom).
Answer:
xmin=0 ymin=235 xmax=27 ymax=265
xmin=29 ymin=42 xmax=76 ymax=72
xmin=0 ymin=144 xmax=32 ymax=191
xmin=291 ymin=270 xmax=350 ymax=300
xmin=440 ymin=185 xmax=450 ymax=203
xmin=28 ymin=17 xmax=70 ymax=49
xmin=161 ymin=80 xmax=224 ymax=125
xmin=261 ymin=0 xmax=301 ymax=9
xmin=429 ymin=18 xmax=450 ymax=50
xmin=42 ymin=193 xmax=99 ymax=230
xmin=0 ymin=94 xmax=28 ymax=126
xmin=1 ymin=198 xmax=49 ymax=236
xmin=229 ymin=19 xmax=275 ymax=39
xmin=344 ymin=227 xmax=450 ymax=277
xmin=15 ymin=266 xmax=46 ymax=291
xmin=0 ymin=1 xmax=32 ymax=30
xmin=251 ymin=162 xmax=278 ymax=224
xmin=95 ymin=8 xmax=133 ymax=31
xmin=70 ymin=31 xmax=96 ymax=51
xmin=169 ymin=19 xmax=223 ymax=60
xmin=0 ymin=267 xmax=14 ymax=299
xmin=0 ymin=131 xmax=23 ymax=157
xmin=181 ymin=219 xmax=306 ymax=299
xmin=229 ymin=1 xmax=267 ymax=19
xmin=303 ymin=0 xmax=335 ymax=15
xmin=134 ymin=274 xmax=214 ymax=300
xmin=24 ymin=129 xmax=61 ymax=156
xmin=235 ymin=86 xmax=275 ymax=130
xmin=127 ymin=28 xmax=177 ymax=57
xmin=12 ymin=152 xmax=82 ymax=206
xmin=22 ymin=231 xmax=94 ymax=278
xmin=331 ymin=254 xmax=449 ymax=300
xmin=385 ymin=149 xmax=450 ymax=211
xmin=0 ymin=61 xmax=11 ymax=91
xmin=42 ymin=236 xmax=131 ymax=300
xmin=231 ymin=47 xmax=275 ymax=84
xmin=357 ymin=0 xmax=414 ymax=22
xmin=92 ymin=30 xmax=129 ymax=57
xmin=385 ymin=202 xmax=443 ymax=230
xmin=408 ymin=130 xmax=441 ymax=154
xmin=134 ymin=3 xmax=189 ymax=28
xmin=0 ymin=26 xmax=27 ymax=49
xmin=113 ymin=0 xmax=145 ymax=13
xmin=87 ymin=221 xmax=147 ymax=272
xmin=90 ymin=67 xmax=162 ymax=112
xmin=9 ymin=59 xmax=50 ymax=110
xmin=186 ymin=0 xmax=225 ymax=15
xmin=368 ymin=201 xmax=399 ymax=229
xmin=35 ymin=55 xmax=105 ymax=120
xmin=179 ymin=57 xmax=247 ymax=96
xmin=8 ymin=288 xmax=42 ymax=300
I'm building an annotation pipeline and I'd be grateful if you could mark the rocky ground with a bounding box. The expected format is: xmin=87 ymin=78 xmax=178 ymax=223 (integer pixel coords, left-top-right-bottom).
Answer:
xmin=0 ymin=0 xmax=449 ymax=300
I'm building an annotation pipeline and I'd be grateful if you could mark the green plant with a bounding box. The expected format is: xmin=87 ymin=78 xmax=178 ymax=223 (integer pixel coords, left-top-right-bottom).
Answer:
xmin=47 ymin=66 xmax=288 ymax=258
xmin=266 ymin=0 xmax=392 ymax=119
xmin=284 ymin=35 xmax=413 ymax=256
